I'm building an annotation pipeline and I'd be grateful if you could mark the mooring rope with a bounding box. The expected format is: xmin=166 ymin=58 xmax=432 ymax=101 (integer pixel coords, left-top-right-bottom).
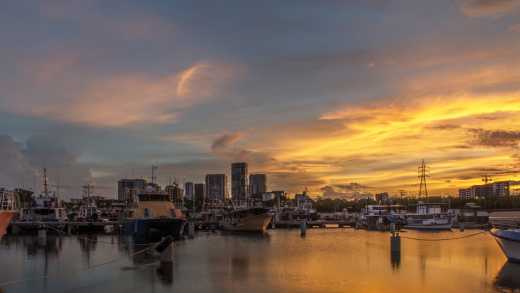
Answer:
xmin=399 ymin=230 xmax=487 ymax=241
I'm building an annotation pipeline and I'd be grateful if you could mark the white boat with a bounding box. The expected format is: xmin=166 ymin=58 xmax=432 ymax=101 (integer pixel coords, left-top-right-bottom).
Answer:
xmin=18 ymin=195 xmax=67 ymax=223
xmin=490 ymin=228 xmax=520 ymax=263
xmin=18 ymin=168 xmax=67 ymax=223
xmin=358 ymin=205 xmax=407 ymax=230
xmin=405 ymin=202 xmax=452 ymax=230
xmin=77 ymin=203 xmax=101 ymax=221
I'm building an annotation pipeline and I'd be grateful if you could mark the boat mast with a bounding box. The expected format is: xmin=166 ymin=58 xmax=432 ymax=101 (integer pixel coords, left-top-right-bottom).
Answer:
xmin=43 ymin=168 xmax=49 ymax=197
xmin=151 ymin=165 xmax=158 ymax=185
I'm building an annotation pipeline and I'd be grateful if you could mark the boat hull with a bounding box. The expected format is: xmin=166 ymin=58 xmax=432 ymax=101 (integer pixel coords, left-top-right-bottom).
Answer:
xmin=404 ymin=223 xmax=452 ymax=230
xmin=123 ymin=218 xmax=186 ymax=243
xmin=0 ymin=211 xmax=15 ymax=238
xmin=221 ymin=213 xmax=272 ymax=233
xmin=491 ymin=229 xmax=520 ymax=263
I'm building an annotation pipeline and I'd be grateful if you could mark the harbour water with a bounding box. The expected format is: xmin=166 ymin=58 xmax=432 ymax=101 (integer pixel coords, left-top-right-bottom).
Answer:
xmin=0 ymin=229 xmax=517 ymax=293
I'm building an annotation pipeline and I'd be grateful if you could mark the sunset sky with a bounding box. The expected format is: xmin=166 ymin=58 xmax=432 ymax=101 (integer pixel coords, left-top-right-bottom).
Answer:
xmin=1 ymin=0 xmax=520 ymax=198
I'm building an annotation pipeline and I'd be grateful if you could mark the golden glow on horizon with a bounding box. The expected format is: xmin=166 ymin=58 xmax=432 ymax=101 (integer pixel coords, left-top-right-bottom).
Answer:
xmin=261 ymin=93 xmax=520 ymax=195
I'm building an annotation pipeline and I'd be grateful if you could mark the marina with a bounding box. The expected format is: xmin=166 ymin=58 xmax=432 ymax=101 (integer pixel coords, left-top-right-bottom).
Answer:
xmin=1 ymin=0 xmax=520 ymax=292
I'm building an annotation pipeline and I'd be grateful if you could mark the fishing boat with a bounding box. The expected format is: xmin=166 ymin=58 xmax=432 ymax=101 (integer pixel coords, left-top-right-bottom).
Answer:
xmin=0 ymin=189 xmax=17 ymax=238
xmin=404 ymin=202 xmax=453 ymax=230
xmin=17 ymin=168 xmax=67 ymax=224
xmin=357 ymin=205 xmax=407 ymax=230
xmin=455 ymin=202 xmax=489 ymax=229
xmin=77 ymin=203 xmax=101 ymax=222
xmin=18 ymin=194 xmax=67 ymax=223
xmin=220 ymin=207 xmax=272 ymax=233
xmin=123 ymin=185 xmax=186 ymax=243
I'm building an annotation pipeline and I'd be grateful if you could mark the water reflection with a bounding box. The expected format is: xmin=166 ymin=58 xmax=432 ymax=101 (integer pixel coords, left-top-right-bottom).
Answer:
xmin=2 ymin=235 xmax=63 ymax=258
xmin=390 ymin=251 xmax=401 ymax=270
xmin=0 ymin=230 xmax=514 ymax=293
xmin=156 ymin=261 xmax=174 ymax=285
xmin=129 ymin=240 xmax=175 ymax=287
xmin=495 ymin=262 xmax=520 ymax=291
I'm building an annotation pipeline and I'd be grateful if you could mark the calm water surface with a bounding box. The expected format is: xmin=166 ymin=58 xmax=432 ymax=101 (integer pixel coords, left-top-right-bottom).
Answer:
xmin=0 ymin=229 xmax=518 ymax=293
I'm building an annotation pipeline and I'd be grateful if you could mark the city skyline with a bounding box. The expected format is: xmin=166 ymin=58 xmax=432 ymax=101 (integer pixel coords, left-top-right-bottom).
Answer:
xmin=1 ymin=0 xmax=520 ymax=198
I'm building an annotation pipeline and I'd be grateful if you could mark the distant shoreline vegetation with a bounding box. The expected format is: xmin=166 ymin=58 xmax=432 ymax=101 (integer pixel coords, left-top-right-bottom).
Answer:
xmin=313 ymin=196 xmax=520 ymax=213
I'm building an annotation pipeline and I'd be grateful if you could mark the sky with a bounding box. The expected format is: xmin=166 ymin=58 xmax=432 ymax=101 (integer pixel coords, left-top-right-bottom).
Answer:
xmin=1 ymin=0 xmax=520 ymax=199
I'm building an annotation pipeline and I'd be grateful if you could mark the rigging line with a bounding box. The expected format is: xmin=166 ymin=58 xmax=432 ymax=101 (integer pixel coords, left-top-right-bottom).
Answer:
xmin=400 ymin=231 xmax=487 ymax=241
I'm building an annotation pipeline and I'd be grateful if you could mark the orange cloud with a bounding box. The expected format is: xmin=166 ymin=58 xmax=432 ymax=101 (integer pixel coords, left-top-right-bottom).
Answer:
xmin=12 ymin=61 xmax=239 ymax=127
xmin=176 ymin=62 xmax=237 ymax=99
xmin=459 ymin=0 xmax=520 ymax=17
xmin=246 ymin=93 xmax=520 ymax=196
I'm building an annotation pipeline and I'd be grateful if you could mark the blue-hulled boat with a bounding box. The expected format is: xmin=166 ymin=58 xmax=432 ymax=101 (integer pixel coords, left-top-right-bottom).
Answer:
xmin=123 ymin=187 xmax=186 ymax=243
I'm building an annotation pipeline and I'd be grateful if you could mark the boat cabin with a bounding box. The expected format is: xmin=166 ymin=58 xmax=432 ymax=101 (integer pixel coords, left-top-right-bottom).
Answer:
xmin=127 ymin=191 xmax=184 ymax=220
xmin=228 ymin=207 xmax=269 ymax=218
xmin=363 ymin=205 xmax=406 ymax=215
xmin=415 ymin=202 xmax=449 ymax=215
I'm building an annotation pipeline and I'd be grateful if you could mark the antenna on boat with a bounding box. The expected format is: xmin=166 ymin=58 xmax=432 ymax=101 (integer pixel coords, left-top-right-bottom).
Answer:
xmin=43 ymin=168 xmax=49 ymax=197
xmin=151 ymin=165 xmax=158 ymax=184
xmin=418 ymin=159 xmax=430 ymax=200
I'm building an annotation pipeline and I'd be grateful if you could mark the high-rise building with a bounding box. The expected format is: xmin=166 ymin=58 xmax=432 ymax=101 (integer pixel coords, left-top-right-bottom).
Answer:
xmin=194 ymin=183 xmax=205 ymax=211
xmin=205 ymin=174 xmax=227 ymax=201
xmin=184 ymin=182 xmax=194 ymax=201
xmin=118 ymin=179 xmax=147 ymax=204
xmin=249 ymin=174 xmax=267 ymax=198
xmin=165 ymin=184 xmax=183 ymax=202
xmin=458 ymin=181 xmax=520 ymax=199
xmin=459 ymin=188 xmax=475 ymax=200
xmin=231 ymin=162 xmax=248 ymax=201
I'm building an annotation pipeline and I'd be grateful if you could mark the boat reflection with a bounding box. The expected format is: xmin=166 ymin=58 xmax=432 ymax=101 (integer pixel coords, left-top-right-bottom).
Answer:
xmin=390 ymin=250 xmax=401 ymax=270
xmin=1 ymin=235 xmax=63 ymax=258
xmin=495 ymin=262 xmax=520 ymax=291
xmin=129 ymin=240 xmax=175 ymax=286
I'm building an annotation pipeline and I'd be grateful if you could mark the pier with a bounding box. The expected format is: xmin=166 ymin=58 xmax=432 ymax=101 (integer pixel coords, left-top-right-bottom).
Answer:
xmin=273 ymin=219 xmax=355 ymax=229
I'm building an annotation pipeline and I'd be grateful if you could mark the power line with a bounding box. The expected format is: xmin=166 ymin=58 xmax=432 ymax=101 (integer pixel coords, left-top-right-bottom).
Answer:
xmin=482 ymin=174 xmax=493 ymax=184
